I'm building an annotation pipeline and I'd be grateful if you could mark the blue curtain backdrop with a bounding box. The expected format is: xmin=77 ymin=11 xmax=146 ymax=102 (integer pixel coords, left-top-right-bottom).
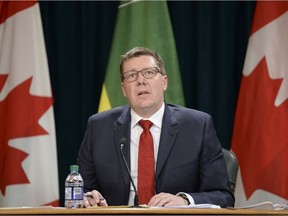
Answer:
xmin=39 ymin=1 xmax=255 ymax=206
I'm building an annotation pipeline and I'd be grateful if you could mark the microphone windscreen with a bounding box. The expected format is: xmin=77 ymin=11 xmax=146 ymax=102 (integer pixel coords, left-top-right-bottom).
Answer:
xmin=120 ymin=137 xmax=127 ymax=145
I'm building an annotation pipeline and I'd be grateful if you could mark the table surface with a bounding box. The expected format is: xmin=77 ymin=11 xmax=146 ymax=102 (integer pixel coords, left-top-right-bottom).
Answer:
xmin=0 ymin=206 xmax=288 ymax=215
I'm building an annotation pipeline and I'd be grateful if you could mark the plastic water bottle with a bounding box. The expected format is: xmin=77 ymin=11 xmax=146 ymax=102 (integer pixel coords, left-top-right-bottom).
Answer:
xmin=65 ymin=165 xmax=84 ymax=208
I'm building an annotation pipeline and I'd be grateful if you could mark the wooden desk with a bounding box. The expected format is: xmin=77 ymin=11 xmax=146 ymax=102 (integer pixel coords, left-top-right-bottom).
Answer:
xmin=0 ymin=207 xmax=287 ymax=216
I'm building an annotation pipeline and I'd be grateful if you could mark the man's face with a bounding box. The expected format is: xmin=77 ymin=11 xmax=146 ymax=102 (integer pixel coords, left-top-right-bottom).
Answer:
xmin=121 ymin=55 xmax=168 ymax=117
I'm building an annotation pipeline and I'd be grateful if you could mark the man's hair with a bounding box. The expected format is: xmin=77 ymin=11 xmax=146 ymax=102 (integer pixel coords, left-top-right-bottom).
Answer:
xmin=120 ymin=47 xmax=166 ymax=81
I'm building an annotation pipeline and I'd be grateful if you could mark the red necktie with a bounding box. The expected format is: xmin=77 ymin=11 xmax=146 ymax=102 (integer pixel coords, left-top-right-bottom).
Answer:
xmin=138 ymin=120 xmax=155 ymax=204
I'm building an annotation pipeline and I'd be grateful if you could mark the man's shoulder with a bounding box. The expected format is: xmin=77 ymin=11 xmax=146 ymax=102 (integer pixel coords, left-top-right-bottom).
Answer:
xmin=89 ymin=105 xmax=130 ymax=121
xmin=166 ymin=103 xmax=211 ymax=118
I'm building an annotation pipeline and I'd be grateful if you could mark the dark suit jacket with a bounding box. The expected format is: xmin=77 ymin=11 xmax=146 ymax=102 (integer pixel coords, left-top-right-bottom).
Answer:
xmin=77 ymin=103 xmax=235 ymax=207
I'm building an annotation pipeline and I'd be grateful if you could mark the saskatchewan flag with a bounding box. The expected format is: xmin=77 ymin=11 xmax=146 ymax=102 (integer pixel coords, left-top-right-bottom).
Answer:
xmin=98 ymin=0 xmax=185 ymax=112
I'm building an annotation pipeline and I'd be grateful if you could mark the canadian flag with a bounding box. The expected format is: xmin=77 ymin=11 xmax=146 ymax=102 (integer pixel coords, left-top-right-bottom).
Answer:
xmin=0 ymin=1 xmax=59 ymax=206
xmin=231 ymin=2 xmax=288 ymax=206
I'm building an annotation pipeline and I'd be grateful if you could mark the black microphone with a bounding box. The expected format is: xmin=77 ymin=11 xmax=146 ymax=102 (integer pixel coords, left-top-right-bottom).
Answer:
xmin=119 ymin=137 xmax=141 ymax=208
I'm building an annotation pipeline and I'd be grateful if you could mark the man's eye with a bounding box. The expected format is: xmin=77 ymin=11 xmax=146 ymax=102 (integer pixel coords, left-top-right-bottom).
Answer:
xmin=128 ymin=73 xmax=137 ymax=78
xmin=145 ymin=70 xmax=155 ymax=75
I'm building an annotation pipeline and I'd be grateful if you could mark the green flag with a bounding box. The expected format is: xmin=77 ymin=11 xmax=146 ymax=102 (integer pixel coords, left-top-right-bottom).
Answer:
xmin=99 ymin=0 xmax=185 ymax=112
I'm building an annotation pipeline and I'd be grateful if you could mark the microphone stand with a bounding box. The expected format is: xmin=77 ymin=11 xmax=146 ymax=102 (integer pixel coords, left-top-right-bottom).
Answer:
xmin=120 ymin=139 xmax=143 ymax=208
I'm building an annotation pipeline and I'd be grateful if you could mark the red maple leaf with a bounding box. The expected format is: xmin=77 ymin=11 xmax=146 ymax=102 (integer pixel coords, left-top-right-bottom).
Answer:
xmin=0 ymin=76 xmax=53 ymax=196
xmin=0 ymin=74 xmax=8 ymax=91
xmin=232 ymin=57 xmax=288 ymax=200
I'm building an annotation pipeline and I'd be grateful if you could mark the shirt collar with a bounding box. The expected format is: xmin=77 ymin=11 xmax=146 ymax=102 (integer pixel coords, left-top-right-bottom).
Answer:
xmin=131 ymin=103 xmax=165 ymax=129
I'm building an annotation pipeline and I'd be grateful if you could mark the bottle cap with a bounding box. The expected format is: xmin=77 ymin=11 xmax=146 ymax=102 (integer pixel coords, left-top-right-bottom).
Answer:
xmin=70 ymin=165 xmax=79 ymax=172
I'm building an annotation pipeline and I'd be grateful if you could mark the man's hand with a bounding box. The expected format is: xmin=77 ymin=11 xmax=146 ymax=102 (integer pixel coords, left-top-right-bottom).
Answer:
xmin=83 ymin=190 xmax=108 ymax=208
xmin=148 ymin=192 xmax=189 ymax=207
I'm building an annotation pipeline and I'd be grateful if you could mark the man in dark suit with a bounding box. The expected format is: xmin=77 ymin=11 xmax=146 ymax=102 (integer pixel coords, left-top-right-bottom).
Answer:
xmin=77 ymin=47 xmax=234 ymax=208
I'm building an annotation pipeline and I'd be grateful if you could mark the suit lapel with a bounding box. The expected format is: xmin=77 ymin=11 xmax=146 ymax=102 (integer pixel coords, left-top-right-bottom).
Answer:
xmin=113 ymin=107 xmax=131 ymax=203
xmin=155 ymin=105 xmax=178 ymax=180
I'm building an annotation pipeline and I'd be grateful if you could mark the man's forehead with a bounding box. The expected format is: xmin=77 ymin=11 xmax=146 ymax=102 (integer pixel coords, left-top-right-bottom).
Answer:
xmin=123 ymin=56 xmax=156 ymax=70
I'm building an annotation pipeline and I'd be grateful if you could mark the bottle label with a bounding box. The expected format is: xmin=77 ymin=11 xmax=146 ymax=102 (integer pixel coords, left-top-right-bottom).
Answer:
xmin=73 ymin=186 xmax=83 ymax=199
xmin=65 ymin=186 xmax=83 ymax=200
xmin=65 ymin=187 xmax=72 ymax=199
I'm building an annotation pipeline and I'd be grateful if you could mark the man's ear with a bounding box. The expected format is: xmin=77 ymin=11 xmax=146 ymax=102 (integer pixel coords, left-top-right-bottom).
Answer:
xmin=163 ymin=75 xmax=168 ymax=91
xmin=121 ymin=83 xmax=127 ymax=97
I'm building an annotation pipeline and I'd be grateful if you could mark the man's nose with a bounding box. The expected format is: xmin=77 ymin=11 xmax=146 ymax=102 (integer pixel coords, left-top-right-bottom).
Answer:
xmin=136 ymin=72 xmax=147 ymax=84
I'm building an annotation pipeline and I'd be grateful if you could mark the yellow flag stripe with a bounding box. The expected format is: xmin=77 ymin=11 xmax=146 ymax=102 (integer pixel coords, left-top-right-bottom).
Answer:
xmin=98 ymin=84 xmax=111 ymax=112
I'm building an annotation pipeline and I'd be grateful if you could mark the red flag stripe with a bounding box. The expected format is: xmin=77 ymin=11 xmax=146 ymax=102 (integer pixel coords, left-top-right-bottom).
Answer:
xmin=250 ymin=1 xmax=288 ymax=35
xmin=0 ymin=1 xmax=37 ymax=24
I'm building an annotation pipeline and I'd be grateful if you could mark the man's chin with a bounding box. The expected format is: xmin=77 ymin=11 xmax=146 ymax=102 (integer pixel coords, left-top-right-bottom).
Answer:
xmin=136 ymin=101 xmax=154 ymax=110
xmin=134 ymin=102 xmax=163 ymax=116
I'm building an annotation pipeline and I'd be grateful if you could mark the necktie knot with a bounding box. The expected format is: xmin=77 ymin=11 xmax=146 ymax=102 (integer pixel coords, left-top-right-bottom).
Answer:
xmin=139 ymin=120 xmax=153 ymax=130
